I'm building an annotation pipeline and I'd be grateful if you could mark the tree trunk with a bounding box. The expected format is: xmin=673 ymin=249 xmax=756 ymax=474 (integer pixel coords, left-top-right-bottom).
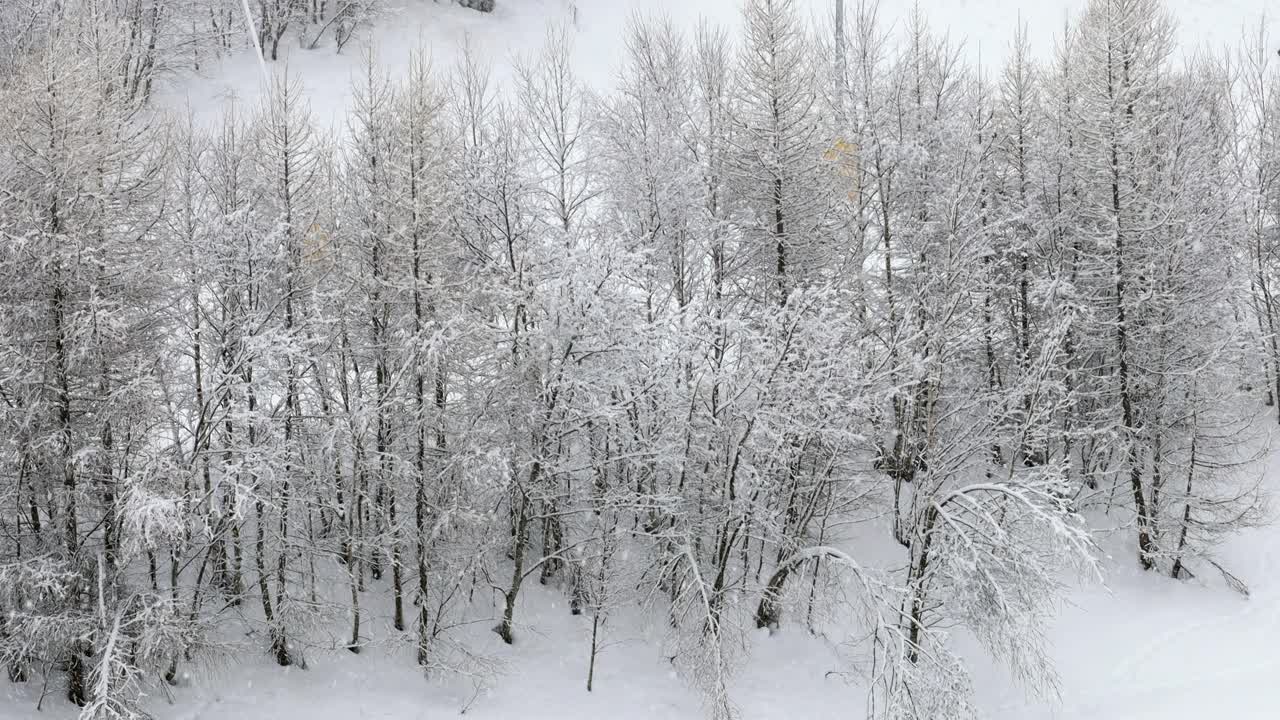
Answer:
xmin=498 ymin=483 xmax=533 ymax=644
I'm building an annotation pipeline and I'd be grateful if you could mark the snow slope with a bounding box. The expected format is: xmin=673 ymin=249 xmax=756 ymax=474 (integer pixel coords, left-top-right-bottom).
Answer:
xmin=159 ymin=0 xmax=1276 ymax=132
xmin=971 ymin=435 xmax=1280 ymax=720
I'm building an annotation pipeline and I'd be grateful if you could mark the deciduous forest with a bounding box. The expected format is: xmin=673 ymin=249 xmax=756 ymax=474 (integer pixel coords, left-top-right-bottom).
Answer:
xmin=0 ymin=1 xmax=1276 ymax=718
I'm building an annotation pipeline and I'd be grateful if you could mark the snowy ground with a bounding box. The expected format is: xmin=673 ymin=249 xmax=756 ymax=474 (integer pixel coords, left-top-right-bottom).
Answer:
xmin=0 ymin=569 xmax=863 ymax=719
xmin=4 ymin=480 xmax=1275 ymax=719
xmin=6 ymin=1 xmax=1277 ymax=718
xmin=972 ymin=446 xmax=1280 ymax=720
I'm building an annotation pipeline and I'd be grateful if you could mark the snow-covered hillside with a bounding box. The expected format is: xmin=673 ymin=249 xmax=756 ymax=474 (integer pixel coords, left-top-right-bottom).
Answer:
xmin=971 ymin=435 xmax=1280 ymax=720
xmin=161 ymin=0 xmax=1276 ymax=131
